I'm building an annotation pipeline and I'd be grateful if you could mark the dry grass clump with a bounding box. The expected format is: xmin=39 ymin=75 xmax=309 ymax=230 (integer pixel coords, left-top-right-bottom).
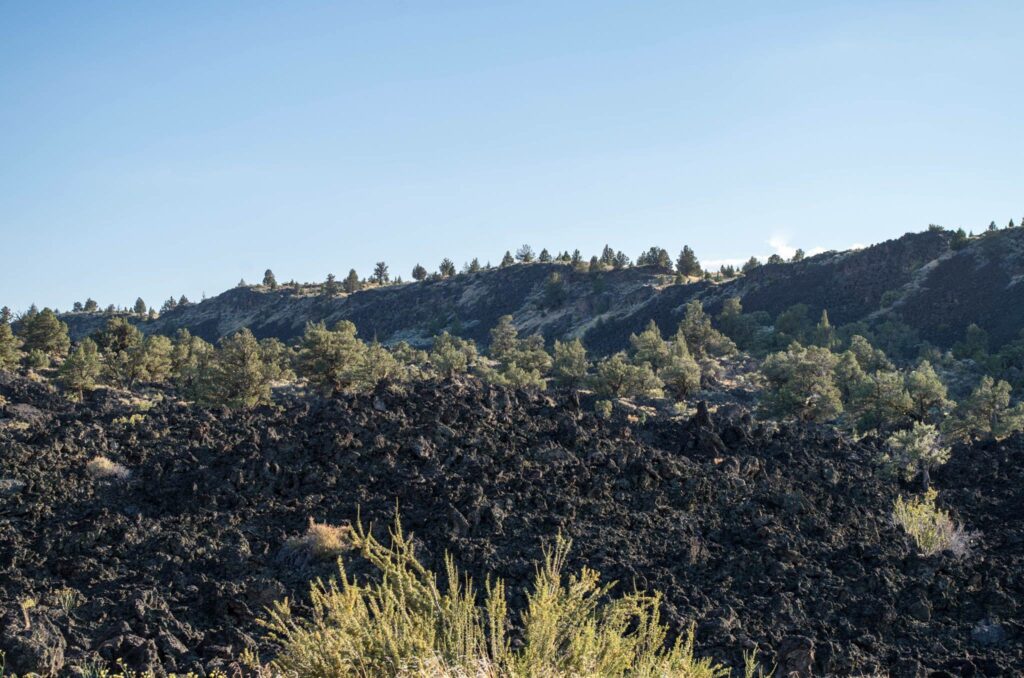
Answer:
xmin=261 ymin=514 xmax=765 ymax=678
xmin=281 ymin=517 xmax=354 ymax=565
xmin=86 ymin=456 xmax=131 ymax=481
xmin=893 ymin=489 xmax=971 ymax=557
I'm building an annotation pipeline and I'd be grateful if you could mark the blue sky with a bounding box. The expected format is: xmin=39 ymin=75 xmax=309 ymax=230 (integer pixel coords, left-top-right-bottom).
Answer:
xmin=2 ymin=1 xmax=1022 ymax=313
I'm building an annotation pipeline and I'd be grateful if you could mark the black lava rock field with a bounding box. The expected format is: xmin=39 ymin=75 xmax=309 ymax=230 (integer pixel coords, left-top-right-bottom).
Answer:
xmin=0 ymin=373 xmax=1021 ymax=676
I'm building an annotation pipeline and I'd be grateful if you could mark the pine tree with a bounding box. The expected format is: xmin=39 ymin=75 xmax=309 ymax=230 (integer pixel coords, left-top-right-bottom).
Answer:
xmin=96 ymin=317 xmax=145 ymax=387
xmin=489 ymin=315 xmax=520 ymax=365
xmin=73 ymin=301 xmax=84 ymax=313
xmin=467 ymin=258 xmax=482 ymax=273
xmin=170 ymin=328 xmax=215 ymax=398
xmin=552 ymin=338 xmax=588 ymax=388
xmin=948 ymin=376 xmax=1024 ymax=440
xmin=588 ymin=256 xmax=601 ymax=272
xmin=19 ymin=308 xmax=70 ymax=357
xmin=132 ymin=297 xmax=146 ymax=315
xmin=761 ymin=343 xmax=842 ymax=423
xmin=613 ymin=251 xmax=631 ymax=269
xmin=791 ymin=249 xmax=806 ymax=262
xmin=59 ymin=338 xmax=101 ymax=397
xmin=320 ymin=273 xmax=338 ymax=296
xmin=767 ymin=254 xmax=784 ymax=265
xmin=538 ymin=248 xmax=552 ymax=263
xmin=263 ymin=269 xmax=278 ymax=289
xmin=412 ymin=264 xmax=428 ymax=281
xmin=0 ymin=321 xmax=24 ymax=370
xmin=373 ymin=262 xmax=389 ymax=285
xmin=298 ymin=321 xmax=367 ymax=395
xmin=344 ymin=269 xmax=361 ymax=294
xmin=570 ymin=249 xmax=583 ymax=266
xmin=161 ymin=297 xmax=178 ymax=313
xmin=599 ymin=245 xmax=616 ymax=267
xmin=178 ymin=295 xmax=190 ymax=306
xmin=500 ymin=251 xmax=515 ymax=267
xmin=741 ymin=257 xmax=760 ymax=273
xmin=515 ymin=244 xmax=535 ymax=263
xmin=207 ymin=329 xmax=275 ymax=408
xmin=84 ymin=298 xmax=98 ymax=312
xmin=675 ymin=246 xmax=701 ymax=276
xmin=439 ymin=258 xmax=456 ymax=277
xmin=905 ymin=360 xmax=952 ymax=423
xmin=0 ymin=306 xmax=12 ymax=324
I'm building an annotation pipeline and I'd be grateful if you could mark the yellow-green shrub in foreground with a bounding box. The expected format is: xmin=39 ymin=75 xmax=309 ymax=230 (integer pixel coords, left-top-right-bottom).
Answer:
xmin=893 ymin=489 xmax=970 ymax=557
xmin=260 ymin=515 xmax=765 ymax=678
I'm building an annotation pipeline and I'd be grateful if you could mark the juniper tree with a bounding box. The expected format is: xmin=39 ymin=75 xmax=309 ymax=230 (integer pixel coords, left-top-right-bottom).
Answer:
xmin=675 ymin=246 xmax=701 ymax=276
xmin=552 ymin=338 xmax=588 ymax=388
xmin=1 ymin=306 xmax=12 ymax=324
xmin=791 ymin=249 xmax=806 ymax=262
xmin=161 ymin=297 xmax=178 ymax=313
xmin=430 ymin=331 xmax=477 ymax=377
xmin=613 ymin=251 xmax=630 ymax=269
xmin=134 ymin=298 xmax=147 ymax=315
xmin=741 ymin=257 xmax=760 ymax=273
xmin=359 ymin=341 xmax=401 ymax=388
xmin=570 ymin=249 xmax=583 ymax=266
xmin=813 ymin=310 xmax=838 ymax=350
xmin=73 ymin=301 xmax=84 ymax=313
xmin=767 ymin=254 xmax=784 ymax=265
xmin=59 ymin=338 xmax=101 ymax=397
xmin=678 ymin=300 xmax=735 ymax=359
xmin=373 ymin=262 xmax=389 ymax=285
xmin=263 ymin=269 xmax=278 ymax=289
xmin=95 ymin=317 xmax=144 ymax=387
xmin=538 ymin=248 xmax=552 ymax=263
xmin=599 ymin=245 xmax=616 ymax=267
xmin=588 ymin=256 xmax=601 ymax=272
xmin=591 ymin=352 xmax=664 ymax=399
xmin=84 ymin=298 xmax=99 ymax=313
xmin=344 ymin=269 xmax=361 ymax=293
xmin=439 ymin=258 xmax=456 ymax=277
xmin=660 ymin=330 xmax=701 ymax=398
xmin=629 ymin=320 xmax=671 ymax=370
xmin=467 ymin=258 xmax=482 ymax=273
xmin=412 ymin=264 xmax=428 ymax=281
xmin=178 ymin=295 xmax=190 ymax=306
xmin=500 ymin=251 xmax=515 ymax=267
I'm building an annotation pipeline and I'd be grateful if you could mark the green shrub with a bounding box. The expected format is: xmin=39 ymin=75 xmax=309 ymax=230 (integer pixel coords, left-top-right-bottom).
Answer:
xmin=893 ymin=490 xmax=970 ymax=556
xmin=261 ymin=515 xmax=762 ymax=678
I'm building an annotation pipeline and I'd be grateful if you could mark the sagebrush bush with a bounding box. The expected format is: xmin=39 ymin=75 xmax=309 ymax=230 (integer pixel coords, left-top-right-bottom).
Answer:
xmin=893 ymin=490 xmax=970 ymax=557
xmin=261 ymin=515 xmax=764 ymax=678
xmin=280 ymin=518 xmax=354 ymax=566
xmin=86 ymin=456 xmax=130 ymax=481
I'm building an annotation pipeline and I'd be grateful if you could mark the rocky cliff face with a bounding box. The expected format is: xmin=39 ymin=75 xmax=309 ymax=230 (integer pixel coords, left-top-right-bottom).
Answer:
xmin=60 ymin=227 xmax=1024 ymax=353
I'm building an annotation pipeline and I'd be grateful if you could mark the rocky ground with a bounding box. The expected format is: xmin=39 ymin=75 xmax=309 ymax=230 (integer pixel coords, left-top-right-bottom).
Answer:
xmin=0 ymin=372 xmax=1021 ymax=676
